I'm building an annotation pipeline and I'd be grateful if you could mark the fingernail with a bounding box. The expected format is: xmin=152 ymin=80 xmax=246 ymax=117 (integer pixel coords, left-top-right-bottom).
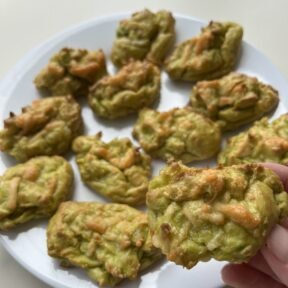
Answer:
xmin=280 ymin=218 xmax=288 ymax=229
xmin=267 ymin=224 xmax=288 ymax=264
xmin=221 ymin=264 xmax=240 ymax=286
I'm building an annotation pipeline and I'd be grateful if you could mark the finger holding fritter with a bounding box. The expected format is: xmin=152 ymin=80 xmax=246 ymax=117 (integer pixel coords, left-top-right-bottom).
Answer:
xmin=147 ymin=163 xmax=288 ymax=269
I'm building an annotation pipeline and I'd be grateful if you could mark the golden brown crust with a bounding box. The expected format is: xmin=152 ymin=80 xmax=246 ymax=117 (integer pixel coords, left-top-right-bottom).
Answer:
xmin=165 ymin=21 xmax=243 ymax=81
xmin=47 ymin=202 xmax=162 ymax=286
xmin=34 ymin=48 xmax=107 ymax=97
xmin=218 ymin=114 xmax=288 ymax=165
xmin=72 ymin=133 xmax=151 ymax=205
xmin=88 ymin=60 xmax=160 ymax=119
xmin=190 ymin=73 xmax=279 ymax=131
xmin=132 ymin=107 xmax=221 ymax=163
xmin=111 ymin=9 xmax=175 ymax=67
xmin=0 ymin=96 xmax=83 ymax=161
xmin=0 ymin=156 xmax=73 ymax=230
xmin=147 ymin=163 xmax=288 ymax=268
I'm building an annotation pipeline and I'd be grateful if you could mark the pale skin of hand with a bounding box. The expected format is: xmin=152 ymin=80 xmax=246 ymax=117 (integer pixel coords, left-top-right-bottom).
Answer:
xmin=222 ymin=163 xmax=288 ymax=288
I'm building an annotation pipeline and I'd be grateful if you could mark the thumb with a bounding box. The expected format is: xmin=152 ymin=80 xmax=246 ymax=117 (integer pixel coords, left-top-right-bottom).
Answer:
xmin=221 ymin=264 xmax=285 ymax=288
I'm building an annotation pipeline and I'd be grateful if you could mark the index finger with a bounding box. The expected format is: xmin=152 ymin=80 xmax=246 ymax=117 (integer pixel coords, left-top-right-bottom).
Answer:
xmin=262 ymin=163 xmax=288 ymax=228
xmin=262 ymin=163 xmax=288 ymax=192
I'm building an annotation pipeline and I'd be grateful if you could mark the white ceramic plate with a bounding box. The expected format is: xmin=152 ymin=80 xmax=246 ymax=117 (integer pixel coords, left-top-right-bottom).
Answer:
xmin=0 ymin=12 xmax=288 ymax=288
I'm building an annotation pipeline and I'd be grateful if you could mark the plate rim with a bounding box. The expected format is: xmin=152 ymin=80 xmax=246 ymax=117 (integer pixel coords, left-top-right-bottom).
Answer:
xmin=0 ymin=11 xmax=288 ymax=288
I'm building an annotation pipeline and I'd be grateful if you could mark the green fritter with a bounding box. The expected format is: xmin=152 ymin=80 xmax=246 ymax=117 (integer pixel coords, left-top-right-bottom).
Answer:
xmin=34 ymin=48 xmax=107 ymax=97
xmin=111 ymin=9 xmax=175 ymax=67
xmin=147 ymin=162 xmax=288 ymax=269
xmin=165 ymin=21 xmax=243 ymax=82
xmin=218 ymin=114 xmax=288 ymax=165
xmin=189 ymin=73 xmax=279 ymax=131
xmin=0 ymin=156 xmax=73 ymax=230
xmin=47 ymin=201 xmax=162 ymax=286
xmin=88 ymin=61 xmax=161 ymax=119
xmin=72 ymin=133 xmax=151 ymax=205
xmin=132 ymin=107 xmax=221 ymax=163
xmin=0 ymin=96 xmax=83 ymax=162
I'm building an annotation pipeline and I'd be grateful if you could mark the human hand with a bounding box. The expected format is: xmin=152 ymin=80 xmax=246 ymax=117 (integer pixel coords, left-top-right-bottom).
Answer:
xmin=221 ymin=163 xmax=288 ymax=288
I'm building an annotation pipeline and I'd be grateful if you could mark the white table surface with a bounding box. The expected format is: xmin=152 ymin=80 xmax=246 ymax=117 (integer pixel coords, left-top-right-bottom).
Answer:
xmin=1 ymin=0 xmax=288 ymax=287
